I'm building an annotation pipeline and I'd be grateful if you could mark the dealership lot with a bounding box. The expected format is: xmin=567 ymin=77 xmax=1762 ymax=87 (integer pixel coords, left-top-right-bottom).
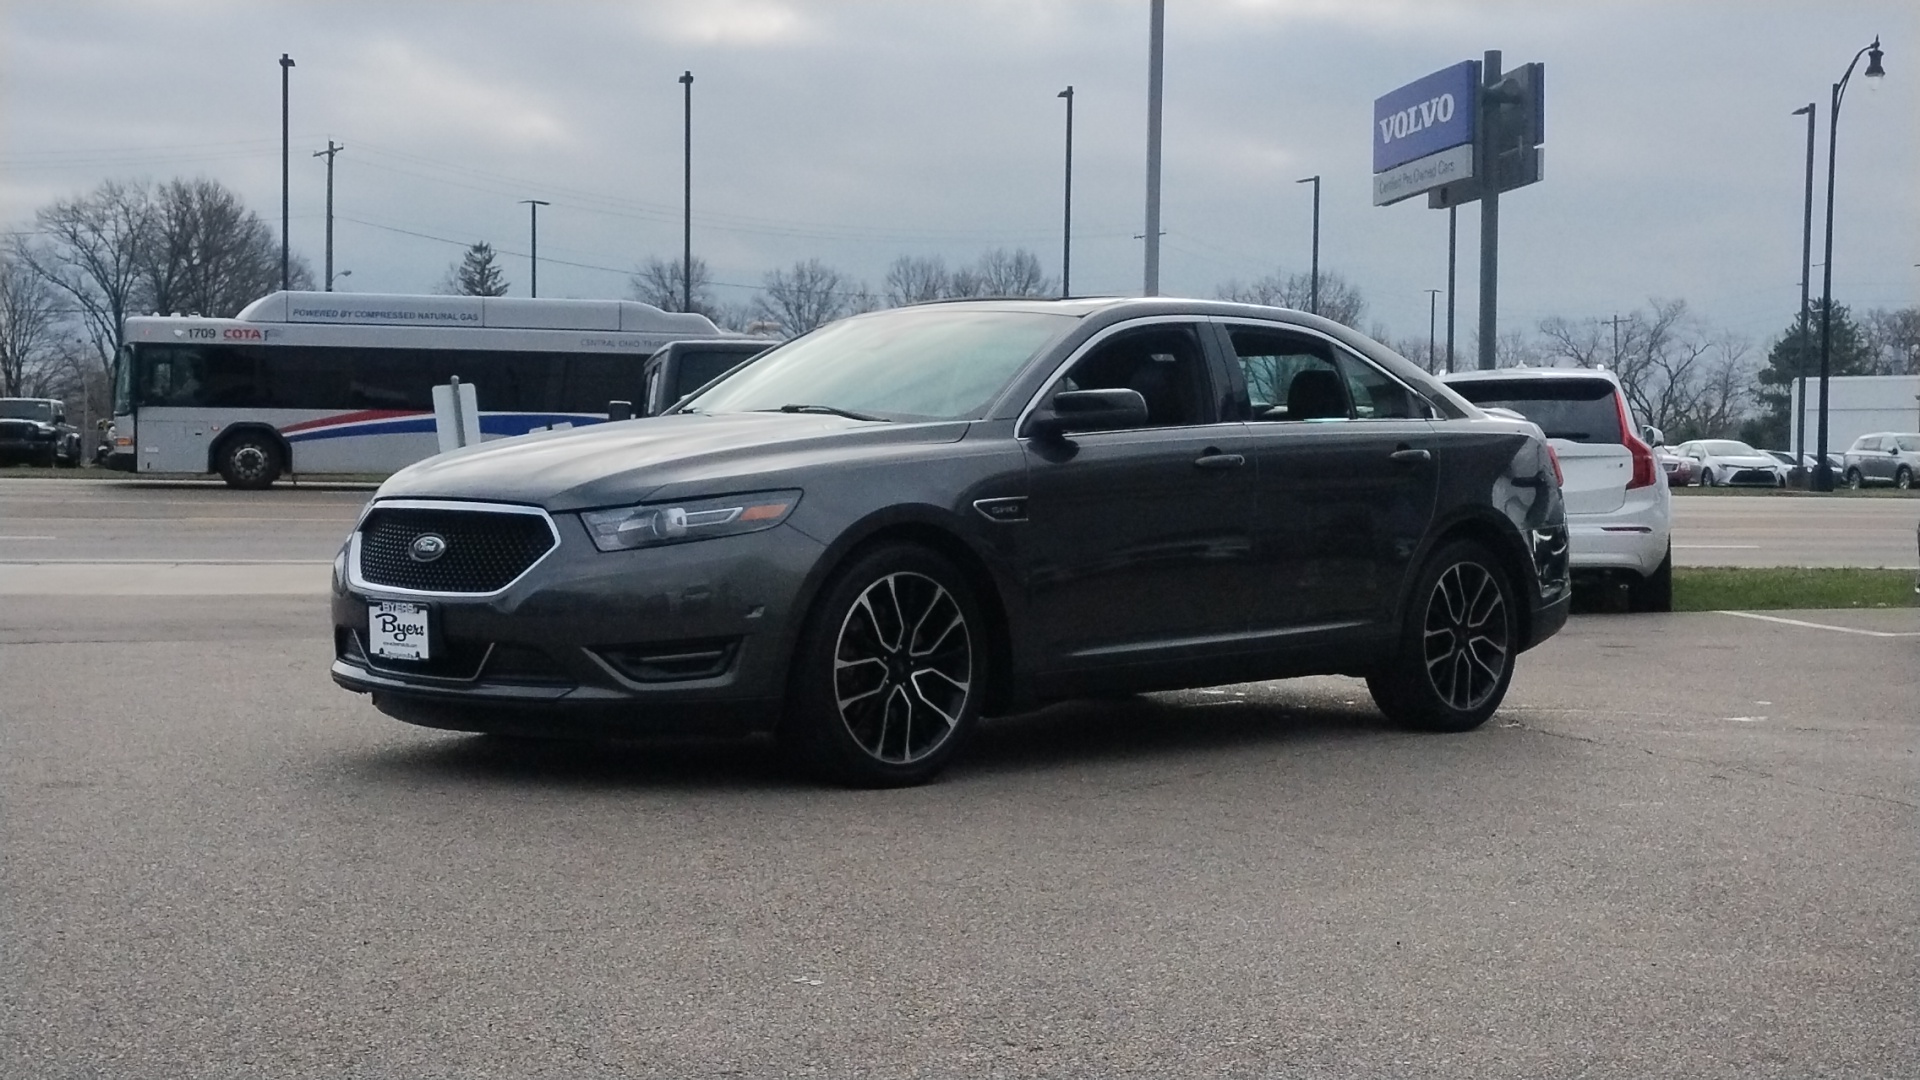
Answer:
xmin=1 ymin=478 xmax=1915 ymax=1077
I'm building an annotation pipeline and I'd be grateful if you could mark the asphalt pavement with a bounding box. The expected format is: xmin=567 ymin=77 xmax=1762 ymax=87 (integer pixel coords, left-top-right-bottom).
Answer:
xmin=4 ymin=595 xmax=1918 ymax=1077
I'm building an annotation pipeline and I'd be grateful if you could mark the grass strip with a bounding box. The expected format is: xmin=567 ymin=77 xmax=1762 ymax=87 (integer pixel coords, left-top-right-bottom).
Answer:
xmin=1673 ymin=567 xmax=1918 ymax=612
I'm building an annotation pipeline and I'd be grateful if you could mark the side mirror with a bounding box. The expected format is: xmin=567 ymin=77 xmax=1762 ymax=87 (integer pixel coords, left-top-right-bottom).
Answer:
xmin=1027 ymin=388 xmax=1150 ymax=440
xmin=606 ymin=400 xmax=634 ymax=422
xmin=1642 ymin=424 xmax=1664 ymax=446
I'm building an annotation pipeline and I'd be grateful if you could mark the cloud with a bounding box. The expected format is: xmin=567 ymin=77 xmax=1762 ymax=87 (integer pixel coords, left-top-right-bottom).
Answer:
xmin=648 ymin=0 xmax=817 ymax=48
xmin=333 ymin=39 xmax=574 ymax=150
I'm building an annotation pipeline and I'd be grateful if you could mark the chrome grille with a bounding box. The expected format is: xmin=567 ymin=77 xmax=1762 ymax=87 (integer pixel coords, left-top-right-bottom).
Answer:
xmin=356 ymin=505 xmax=555 ymax=594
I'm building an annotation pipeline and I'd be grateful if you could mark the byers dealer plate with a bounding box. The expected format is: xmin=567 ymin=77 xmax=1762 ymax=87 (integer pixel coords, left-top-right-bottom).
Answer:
xmin=369 ymin=601 xmax=430 ymax=660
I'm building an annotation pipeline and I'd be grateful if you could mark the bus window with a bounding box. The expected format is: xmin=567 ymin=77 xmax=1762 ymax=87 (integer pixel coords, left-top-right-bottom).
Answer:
xmin=565 ymin=354 xmax=645 ymax=414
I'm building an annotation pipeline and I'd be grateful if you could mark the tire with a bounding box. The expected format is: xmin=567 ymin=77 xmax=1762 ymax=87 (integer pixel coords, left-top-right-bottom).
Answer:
xmin=1629 ymin=544 xmax=1674 ymax=613
xmin=37 ymin=444 xmax=58 ymax=469
xmin=1699 ymin=468 xmax=1715 ymax=487
xmin=1845 ymin=468 xmax=1863 ymax=490
xmin=216 ymin=432 xmax=282 ymax=490
xmin=780 ymin=543 xmax=987 ymax=787
xmin=1897 ymin=466 xmax=1913 ymax=491
xmin=1366 ymin=540 xmax=1518 ymax=733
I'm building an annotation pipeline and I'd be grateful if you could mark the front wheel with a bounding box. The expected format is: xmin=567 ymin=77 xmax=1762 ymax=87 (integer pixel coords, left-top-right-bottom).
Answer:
xmin=1699 ymin=468 xmax=1715 ymax=487
xmin=1367 ymin=540 xmax=1518 ymax=733
xmin=1896 ymin=466 xmax=1913 ymax=491
xmin=216 ymin=432 xmax=282 ymax=489
xmin=781 ymin=544 xmax=987 ymax=787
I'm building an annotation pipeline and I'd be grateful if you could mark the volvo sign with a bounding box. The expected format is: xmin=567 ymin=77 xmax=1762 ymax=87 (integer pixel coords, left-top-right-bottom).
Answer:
xmin=1373 ymin=60 xmax=1479 ymax=174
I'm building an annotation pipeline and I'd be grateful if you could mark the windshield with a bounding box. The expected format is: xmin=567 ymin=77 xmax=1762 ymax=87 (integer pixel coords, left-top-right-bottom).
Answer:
xmin=0 ymin=400 xmax=54 ymax=421
xmin=1702 ymin=440 xmax=1758 ymax=456
xmin=686 ymin=308 xmax=1074 ymax=421
xmin=1447 ymin=378 xmax=1622 ymax=443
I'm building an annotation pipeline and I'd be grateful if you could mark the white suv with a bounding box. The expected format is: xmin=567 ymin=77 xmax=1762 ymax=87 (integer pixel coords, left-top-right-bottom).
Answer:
xmin=1444 ymin=369 xmax=1672 ymax=611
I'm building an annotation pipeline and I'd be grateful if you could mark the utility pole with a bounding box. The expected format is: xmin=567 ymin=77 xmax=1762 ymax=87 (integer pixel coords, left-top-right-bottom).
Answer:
xmin=1143 ymin=0 xmax=1165 ymax=297
xmin=520 ymin=199 xmax=550 ymax=297
xmin=312 ymin=141 xmax=342 ymax=291
xmin=1058 ymin=85 xmax=1074 ymax=298
xmin=279 ymin=53 xmax=295 ymax=292
xmin=679 ymin=70 xmax=693 ymax=314
xmin=1606 ymin=313 xmax=1629 ymax=368
xmin=1425 ymin=289 xmax=1442 ymax=372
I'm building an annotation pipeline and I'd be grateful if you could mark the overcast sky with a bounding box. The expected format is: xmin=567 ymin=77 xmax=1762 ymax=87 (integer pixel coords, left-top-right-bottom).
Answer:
xmin=4 ymin=0 xmax=1914 ymax=350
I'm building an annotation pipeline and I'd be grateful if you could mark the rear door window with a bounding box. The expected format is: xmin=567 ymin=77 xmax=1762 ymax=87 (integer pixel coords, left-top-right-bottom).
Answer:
xmin=1449 ymin=379 xmax=1622 ymax=444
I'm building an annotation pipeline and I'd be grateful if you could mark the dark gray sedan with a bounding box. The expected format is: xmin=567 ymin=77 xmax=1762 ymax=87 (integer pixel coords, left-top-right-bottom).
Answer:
xmin=331 ymin=299 xmax=1571 ymax=786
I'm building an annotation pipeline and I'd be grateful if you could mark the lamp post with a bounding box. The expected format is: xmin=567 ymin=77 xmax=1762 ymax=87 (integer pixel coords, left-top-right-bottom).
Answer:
xmin=679 ymin=70 xmax=693 ymax=313
xmin=1812 ymin=36 xmax=1885 ymax=492
xmin=1295 ymin=175 xmax=1320 ymax=314
xmin=520 ymin=199 xmax=550 ymax=298
xmin=279 ymin=53 xmax=294 ymax=292
xmin=1425 ymin=288 xmax=1442 ymax=373
xmin=1058 ymin=85 xmax=1074 ymax=298
xmin=1791 ymin=103 xmax=1815 ymax=470
xmin=1143 ymin=0 xmax=1164 ymax=297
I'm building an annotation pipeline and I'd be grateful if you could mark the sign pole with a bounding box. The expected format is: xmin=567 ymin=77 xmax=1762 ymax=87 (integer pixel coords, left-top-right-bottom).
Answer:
xmin=1476 ymin=50 xmax=1500 ymax=370
xmin=1445 ymin=206 xmax=1457 ymax=372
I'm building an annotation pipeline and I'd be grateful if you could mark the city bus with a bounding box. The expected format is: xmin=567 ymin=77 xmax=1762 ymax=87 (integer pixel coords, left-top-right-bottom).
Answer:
xmin=108 ymin=291 xmax=738 ymax=488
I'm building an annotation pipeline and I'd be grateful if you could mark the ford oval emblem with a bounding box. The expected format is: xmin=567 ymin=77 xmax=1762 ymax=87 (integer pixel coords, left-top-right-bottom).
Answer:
xmin=408 ymin=533 xmax=449 ymax=563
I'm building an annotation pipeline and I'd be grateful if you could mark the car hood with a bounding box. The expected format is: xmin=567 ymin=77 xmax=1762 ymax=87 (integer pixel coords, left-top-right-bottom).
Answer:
xmin=376 ymin=411 xmax=969 ymax=511
xmin=1709 ymin=454 xmax=1780 ymax=468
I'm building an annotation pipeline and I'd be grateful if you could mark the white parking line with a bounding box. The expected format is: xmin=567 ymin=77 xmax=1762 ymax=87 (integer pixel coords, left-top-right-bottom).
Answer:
xmin=1674 ymin=544 xmax=1761 ymax=549
xmin=1718 ymin=610 xmax=1920 ymax=638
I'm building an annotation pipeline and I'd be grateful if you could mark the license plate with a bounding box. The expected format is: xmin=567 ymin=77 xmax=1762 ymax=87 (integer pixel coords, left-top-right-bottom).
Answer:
xmin=369 ymin=601 xmax=431 ymax=661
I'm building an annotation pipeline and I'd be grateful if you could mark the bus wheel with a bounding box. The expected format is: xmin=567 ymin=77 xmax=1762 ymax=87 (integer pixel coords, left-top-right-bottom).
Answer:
xmin=217 ymin=433 xmax=282 ymax=490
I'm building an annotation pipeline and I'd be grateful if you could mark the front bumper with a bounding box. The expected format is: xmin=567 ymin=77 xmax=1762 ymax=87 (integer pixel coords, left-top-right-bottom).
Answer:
xmin=331 ymin=507 xmax=827 ymax=736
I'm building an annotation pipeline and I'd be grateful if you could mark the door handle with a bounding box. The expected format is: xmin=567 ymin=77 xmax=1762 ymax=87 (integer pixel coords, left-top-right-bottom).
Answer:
xmin=1389 ymin=447 xmax=1432 ymax=465
xmin=1193 ymin=451 xmax=1246 ymax=470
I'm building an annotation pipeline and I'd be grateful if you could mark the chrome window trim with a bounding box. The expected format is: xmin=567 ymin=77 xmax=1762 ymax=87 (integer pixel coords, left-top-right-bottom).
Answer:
xmin=348 ymin=498 xmax=562 ymax=600
xmin=1012 ymin=315 xmax=1220 ymax=439
xmin=1211 ymin=316 xmax=1438 ymax=422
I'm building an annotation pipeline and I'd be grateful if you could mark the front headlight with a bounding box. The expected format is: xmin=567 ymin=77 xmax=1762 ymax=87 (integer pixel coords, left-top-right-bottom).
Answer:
xmin=581 ymin=490 xmax=801 ymax=553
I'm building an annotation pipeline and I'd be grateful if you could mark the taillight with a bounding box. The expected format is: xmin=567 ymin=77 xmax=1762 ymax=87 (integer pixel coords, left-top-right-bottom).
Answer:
xmin=1545 ymin=443 xmax=1565 ymax=487
xmin=1615 ymin=391 xmax=1658 ymax=489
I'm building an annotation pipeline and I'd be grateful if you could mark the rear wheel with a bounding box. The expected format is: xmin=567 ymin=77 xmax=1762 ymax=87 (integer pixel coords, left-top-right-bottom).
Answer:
xmin=1367 ymin=540 xmax=1518 ymax=733
xmin=1628 ymin=544 xmax=1674 ymax=613
xmin=216 ymin=432 xmax=281 ymax=489
xmin=781 ymin=544 xmax=986 ymax=787
xmin=1845 ymin=468 xmax=1863 ymax=490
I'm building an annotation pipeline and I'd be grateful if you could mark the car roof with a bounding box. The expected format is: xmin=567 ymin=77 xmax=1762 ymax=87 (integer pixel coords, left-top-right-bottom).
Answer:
xmin=1440 ymin=367 xmax=1621 ymax=385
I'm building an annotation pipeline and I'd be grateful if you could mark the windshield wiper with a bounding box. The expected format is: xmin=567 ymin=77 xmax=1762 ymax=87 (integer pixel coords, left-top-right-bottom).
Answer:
xmin=771 ymin=403 xmax=890 ymax=422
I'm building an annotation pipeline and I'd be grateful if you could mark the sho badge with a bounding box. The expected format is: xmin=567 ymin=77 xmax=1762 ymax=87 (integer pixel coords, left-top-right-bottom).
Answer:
xmin=408 ymin=533 xmax=449 ymax=562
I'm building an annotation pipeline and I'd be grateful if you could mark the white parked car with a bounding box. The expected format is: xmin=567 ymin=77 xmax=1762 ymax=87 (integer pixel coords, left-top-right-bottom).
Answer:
xmin=1674 ymin=439 xmax=1788 ymax=488
xmin=1444 ymin=368 xmax=1672 ymax=611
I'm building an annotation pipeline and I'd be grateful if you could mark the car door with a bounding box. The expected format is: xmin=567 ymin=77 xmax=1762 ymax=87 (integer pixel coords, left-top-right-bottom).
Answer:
xmin=1219 ymin=321 xmax=1439 ymax=632
xmin=1018 ymin=321 xmax=1260 ymax=667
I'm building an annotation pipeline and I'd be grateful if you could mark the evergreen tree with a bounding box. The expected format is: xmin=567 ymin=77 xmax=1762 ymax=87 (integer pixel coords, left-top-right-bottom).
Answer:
xmin=443 ymin=242 xmax=509 ymax=296
xmin=1750 ymin=300 xmax=1872 ymax=448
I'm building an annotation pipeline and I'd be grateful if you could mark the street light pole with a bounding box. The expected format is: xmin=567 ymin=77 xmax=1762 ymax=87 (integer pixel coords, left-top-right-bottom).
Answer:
xmin=1143 ymin=0 xmax=1164 ymax=297
xmin=1792 ymin=103 xmax=1815 ymax=469
xmin=679 ymin=70 xmax=693 ymax=313
xmin=313 ymin=140 xmax=342 ymax=291
xmin=1445 ymin=206 xmax=1458 ymax=372
xmin=279 ymin=53 xmax=294 ymax=292
xmin=1058 ymin=85 xmax=1074 ymax=298
xmin=520 ymin=199 xmax=550 ymax=298
xmin=1425 ymin=288 xmax=1442 ymax=373
xmin=1295 ymin=175 xmax=1320 ymax=314
xmin=1813 ymin=36 xmax=1886 ymax=492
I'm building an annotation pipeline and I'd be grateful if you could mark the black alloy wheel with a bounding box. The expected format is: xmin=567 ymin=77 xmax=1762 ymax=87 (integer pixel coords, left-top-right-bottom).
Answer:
xmin=1367 ymin=540 xmax=1517 ymax=733
xmin=217 ymin=432 xmax=282 ymax=490
xmin=783 ymin=544 xmax=985 ymax=786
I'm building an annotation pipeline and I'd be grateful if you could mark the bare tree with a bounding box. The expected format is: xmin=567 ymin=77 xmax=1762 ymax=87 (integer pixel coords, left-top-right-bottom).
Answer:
xmin=17 ymin=179 xmax=153 ymax=380
xmin=1860 ymin=306 xmax=1920 ymax=376
xmin=884 ymin=256 xmax=949 ymax=306
xmin=972 ymin=248 xmax=1053 ymax=297
xmin=755 ymin=259 xmax=851 ymax=337
xmin=0 ymin=249 xmax=67 ymax=397
xmin=1215 ymin=269 xmax=1366 ymax=327
xmin=628 ymin=255 xmax=714 ymax=315
xmin=144 ymin=178 xmax=306 ymax=317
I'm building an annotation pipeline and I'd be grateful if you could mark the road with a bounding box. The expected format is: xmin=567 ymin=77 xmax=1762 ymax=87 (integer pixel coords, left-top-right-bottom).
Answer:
xmin=0 ymin=481 xmax=1915 ymax=597
xmin=3 ymin=592 xmax=1915 ymax=1078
